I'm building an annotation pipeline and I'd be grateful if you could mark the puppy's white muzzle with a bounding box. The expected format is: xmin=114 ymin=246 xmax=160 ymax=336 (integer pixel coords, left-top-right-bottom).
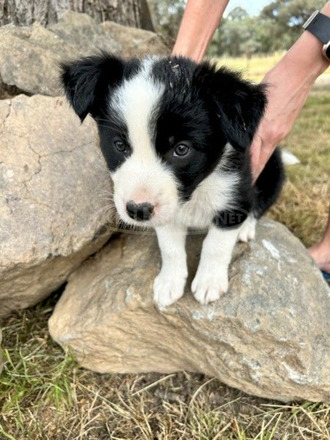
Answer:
xmin=111 ymin=158 xmax=179 ymax=227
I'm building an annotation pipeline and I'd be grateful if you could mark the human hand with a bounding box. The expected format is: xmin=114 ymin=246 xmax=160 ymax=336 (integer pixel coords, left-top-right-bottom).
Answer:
xmin=250 ymin=62 xmax=314 ymax=181
xmin=250 ymin=31 xmax=329 ymax=181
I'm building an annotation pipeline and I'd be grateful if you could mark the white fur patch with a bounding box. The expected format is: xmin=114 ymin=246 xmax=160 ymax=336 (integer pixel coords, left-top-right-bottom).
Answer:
xmin=110 ymin=59 xmax=179 ymax=227
xmin=176 ymin=144 xmax=240 ymax=229
xmin=192 ymin=225 xmax=241 ymax=304
xmin=238 ymin=215 xmax=257 ymax=242
xmin=111 ymin=59 xmax=163 ymax=159
xmin=153 ymin=224 xmax=188 ymax=309
xmin=281 ymin=149 xmax=300 ymax=165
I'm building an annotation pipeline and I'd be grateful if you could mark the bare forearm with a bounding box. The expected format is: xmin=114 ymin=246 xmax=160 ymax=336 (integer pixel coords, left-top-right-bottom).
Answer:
xmin=281 ymin=1 xmax=330 ymax=84
xmin=172 ymin=0 xmax=229 ymax=62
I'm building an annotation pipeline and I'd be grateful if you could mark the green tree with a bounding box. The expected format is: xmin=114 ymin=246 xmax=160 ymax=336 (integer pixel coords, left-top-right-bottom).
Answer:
xmin=260 ymin=0 xmax=325 ymax=50
xmin=209 ymin=7 xmax=260 ymax=57
xmin=209 ymin=0 xmax=326 ymax=56
xmin=148 ymin=0 xmax=186 ymax=40
xmin=228 ymin=6 xmax=248 ymax=21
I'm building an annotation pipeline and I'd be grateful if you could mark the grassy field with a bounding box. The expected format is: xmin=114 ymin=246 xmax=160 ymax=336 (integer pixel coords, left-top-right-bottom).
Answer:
xmin=0 ymin=56 xmax=329 ymax=439
xmin=217 ymin=52 xmax=330 ymax=84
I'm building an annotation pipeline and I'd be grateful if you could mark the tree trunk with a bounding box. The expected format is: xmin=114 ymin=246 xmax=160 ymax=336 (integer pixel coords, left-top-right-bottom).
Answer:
xmin=0 ymin=0 xmax=153 ymax=29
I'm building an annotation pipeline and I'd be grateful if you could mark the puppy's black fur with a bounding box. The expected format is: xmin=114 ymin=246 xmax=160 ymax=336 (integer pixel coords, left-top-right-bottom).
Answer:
xmin=62 ymin=54 xmax=285 ymax=228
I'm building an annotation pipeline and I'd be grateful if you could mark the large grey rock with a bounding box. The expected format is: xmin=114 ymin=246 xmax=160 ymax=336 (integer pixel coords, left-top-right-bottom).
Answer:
xmin=48 ymin=11 xmax=121 ymax=57
xmin=0 ymin=11 xmax=170 ymax=97
xmin=0 ymin=94 xmax=113 ymax=317
xmin=49 ymin=220 xmax=330 ymax=403
xmin=0 ymin=25 xmax=66 ymax=96
xmin=101 ymin=21 xmax=170 ymax=59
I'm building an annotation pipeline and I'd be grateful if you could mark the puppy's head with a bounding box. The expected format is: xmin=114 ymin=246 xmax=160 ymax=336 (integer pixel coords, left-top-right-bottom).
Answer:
xmin=61 ymin=54 xmax=266 ymax=227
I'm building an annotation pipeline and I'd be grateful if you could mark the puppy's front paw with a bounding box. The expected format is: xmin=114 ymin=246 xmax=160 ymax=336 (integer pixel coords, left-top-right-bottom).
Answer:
xmin=153 ymin=270 xmax=187 ymax=309
xmin=238 ymin=217 xmax=257 ymax=243
xmin=191 ymin=266 xmax=228 ymax=305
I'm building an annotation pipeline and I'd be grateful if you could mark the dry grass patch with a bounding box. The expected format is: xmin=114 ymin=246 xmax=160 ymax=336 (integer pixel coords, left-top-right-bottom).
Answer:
xmin=217 ymin=53 xmax=330 ymax=84
xmin=1 ymin=299 xmax=329 ymax=440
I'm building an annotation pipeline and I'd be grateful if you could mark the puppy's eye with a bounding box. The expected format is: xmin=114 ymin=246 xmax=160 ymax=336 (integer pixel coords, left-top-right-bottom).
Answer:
xmin=114 ymin=139 xmax=129 ymax=154
xmin=173 ymin=142 xmax=191 ymax=158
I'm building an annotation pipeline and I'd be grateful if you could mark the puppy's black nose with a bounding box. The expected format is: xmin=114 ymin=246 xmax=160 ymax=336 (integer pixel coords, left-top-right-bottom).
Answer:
xmin=126 ymin=201 xmax=154 ymax=221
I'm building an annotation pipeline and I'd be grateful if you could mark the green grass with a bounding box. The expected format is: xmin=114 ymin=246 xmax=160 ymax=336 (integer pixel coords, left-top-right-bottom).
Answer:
xmin=1 ymin=61 xmax=330 ymax=439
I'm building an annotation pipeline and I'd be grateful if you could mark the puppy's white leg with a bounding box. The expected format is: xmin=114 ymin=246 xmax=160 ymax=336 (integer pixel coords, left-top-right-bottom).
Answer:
xmin=153 ymin=224 xmax=187 ymax=309
xmin=192 ymin=225 xmax=240 ymax=305
xmin=238 ymin=215 xmax=257 ymax=243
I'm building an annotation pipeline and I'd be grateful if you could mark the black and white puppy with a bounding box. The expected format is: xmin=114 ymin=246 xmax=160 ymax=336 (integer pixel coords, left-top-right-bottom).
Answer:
xmin=61 ymin=54 xmax=284 ymax=308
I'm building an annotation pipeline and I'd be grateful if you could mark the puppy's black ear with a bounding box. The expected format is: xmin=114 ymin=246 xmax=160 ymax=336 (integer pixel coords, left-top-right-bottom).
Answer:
xmin=195 ymin=63 xmax=267 ymax=150
xmin=61 ymin=53 xmax=125 ymax=122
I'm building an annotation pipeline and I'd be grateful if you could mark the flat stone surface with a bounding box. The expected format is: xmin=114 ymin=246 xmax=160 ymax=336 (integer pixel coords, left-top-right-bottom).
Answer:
xmin=0 ymin=94 xmax=113 ymax=316
xmin=49 ymin=220 xmax=330 ymax=403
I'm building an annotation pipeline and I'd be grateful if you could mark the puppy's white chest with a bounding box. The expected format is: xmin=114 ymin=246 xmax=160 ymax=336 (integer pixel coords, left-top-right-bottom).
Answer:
xmin=176 ymin=170 xmax=238 ymax=229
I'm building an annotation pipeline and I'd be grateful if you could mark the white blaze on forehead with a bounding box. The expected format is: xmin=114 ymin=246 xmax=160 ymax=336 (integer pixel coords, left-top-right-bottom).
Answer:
xmin=110 ymin=59 xmax=165 ymax=158
xmin=109 ymin=59 xmax=179 ymax=227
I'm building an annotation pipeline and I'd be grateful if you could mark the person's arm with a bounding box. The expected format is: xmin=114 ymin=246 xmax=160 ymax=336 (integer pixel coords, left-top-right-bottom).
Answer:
xmin=172 ymin=0 xmax=229 ymax=62
xmin=250 ymin=2 xmax=330 ymax=180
